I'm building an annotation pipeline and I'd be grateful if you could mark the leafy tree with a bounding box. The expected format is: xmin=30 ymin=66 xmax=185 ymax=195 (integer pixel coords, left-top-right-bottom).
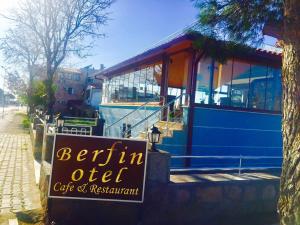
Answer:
xmin=4 ymin=0 xmax=113 ymax=117
xmin=0 ymin=25 xmax=42 ymax=113
xmin=193 ymin=0 xmax=299 ymax=224
xmin=4 ymin=70 xmax=27 ymax=97
xmin=20 ymin=80 xmax=56 ymax=110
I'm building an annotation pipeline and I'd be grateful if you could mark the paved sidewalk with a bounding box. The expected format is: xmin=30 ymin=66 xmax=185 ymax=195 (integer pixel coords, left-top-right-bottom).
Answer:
xmin=0 ymin=112 xmax=41 ymax=217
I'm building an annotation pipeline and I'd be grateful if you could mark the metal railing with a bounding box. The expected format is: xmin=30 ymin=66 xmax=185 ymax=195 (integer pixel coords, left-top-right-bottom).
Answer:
xmin=104 ymin=95 xmax=165 ymax=136
xmin=45 ymin=123 xmax=93 ymax=136
xmin=62 ymin=126 xmax=93 ymax=136
xmin=170 ymin=155 xmax=282 ymax=174
xmin=122 ymin=93 xmax=189 ymax=138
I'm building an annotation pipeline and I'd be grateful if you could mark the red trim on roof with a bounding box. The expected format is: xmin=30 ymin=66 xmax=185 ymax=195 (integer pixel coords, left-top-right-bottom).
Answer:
xmin=98 ymin=33 xmax=282 ymax=78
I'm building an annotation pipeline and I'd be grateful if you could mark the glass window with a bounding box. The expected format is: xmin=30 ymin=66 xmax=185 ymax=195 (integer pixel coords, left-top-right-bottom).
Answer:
xmin=128 ymin=72 xmax=135 ymax=100
xmin=85 ymin=89 xmax=90 ymax=100
xmin=212 ymin=60 xmax=233 ymax=106
xmin=67 ymin=87 xmax=74 ymax=95
xmin=145 ymin=67 xmax=153 ymax=99
xmin=111 ymin=77 xmax=117 ymax=102
xmin=72 ymin=74 xmax=80 ymax=81
xmin=230 ymin=60 xmax=251 ymax=108
xmin=118 ymin=75 xmax=126 ymax=101
xmin=153 ymin=64 xmax=162 ymax=97
xmin=138 ymin=69 xmax=146 ymax=101
xmin=195 ymin=57 xmax=212 ymax=104
xmin=147 ymin=67 xmax=153 ymax=96
xmin=266 ymin=68 xmax=282 ymax=111
xmin=248 ymin=65 xmax=268 ymax=110
xmin=124 ymin=73 xmax=129 ymax=102
xmin=115 ymin=76 xmax=120 ymax=102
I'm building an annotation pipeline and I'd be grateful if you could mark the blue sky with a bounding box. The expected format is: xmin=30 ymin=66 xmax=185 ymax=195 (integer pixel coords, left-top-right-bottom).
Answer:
xmin=75 ymin=0 xmax=199 ymax=69
xmin=0 ymin=0 xmax=198 ymax=89
xmin=0 ymin=0 xmax=278 ymax=73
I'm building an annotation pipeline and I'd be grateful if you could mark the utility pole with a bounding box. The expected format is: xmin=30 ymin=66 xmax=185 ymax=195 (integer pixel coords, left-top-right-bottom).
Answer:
xmin=0 ymin=66 xmax=6 ymax=119
xmin=2 ymin=74 xmax=4 ymax=119
xmin=0 ymin=65 xmax=7 ymax=119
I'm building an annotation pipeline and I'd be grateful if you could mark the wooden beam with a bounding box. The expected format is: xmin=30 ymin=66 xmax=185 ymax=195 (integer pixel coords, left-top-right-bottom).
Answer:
xmin=185 ymin=51 xmax=204 ymax=167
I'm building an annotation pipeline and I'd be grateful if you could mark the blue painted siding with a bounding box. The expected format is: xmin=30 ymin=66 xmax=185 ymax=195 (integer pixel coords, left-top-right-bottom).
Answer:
xmin=100 ymin=104 xmax=282 ymax=168
xmin=191 ymin=107 xmax=282 ymax=168
xmin=99 ymin=104 xmax=160 ymax=137
xmin=99 ymin=104 xmax=188 ymax=167
xmin=157 ymin=129 xmax=188 ymax=168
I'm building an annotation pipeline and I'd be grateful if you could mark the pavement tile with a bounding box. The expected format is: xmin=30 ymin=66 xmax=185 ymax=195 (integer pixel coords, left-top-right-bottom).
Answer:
xmin=0 ymin=112 xmax=42 ymax=216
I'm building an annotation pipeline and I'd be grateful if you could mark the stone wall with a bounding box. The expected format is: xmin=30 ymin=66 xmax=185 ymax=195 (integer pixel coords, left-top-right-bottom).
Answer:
xmin=34 ymin=124 xmax=44 ymax=161
xmin=38 ymin=144 xmax=280 ymax=225
xmin=141 ymin=178 xmax=279 ymax=225
xmin=30 ymin=118 xmax=44 ymax=161
xmin=42 ymin=135 xmax=54 ymax=163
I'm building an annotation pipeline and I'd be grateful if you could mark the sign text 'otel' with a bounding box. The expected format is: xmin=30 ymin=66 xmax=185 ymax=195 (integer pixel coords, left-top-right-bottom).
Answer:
xmin=49 ymin=134 xmax=147 ymax=203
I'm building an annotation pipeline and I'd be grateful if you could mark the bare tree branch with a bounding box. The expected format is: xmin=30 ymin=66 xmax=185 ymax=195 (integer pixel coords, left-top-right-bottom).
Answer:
xmin=1 ymin=0 xmax=113 ymax=115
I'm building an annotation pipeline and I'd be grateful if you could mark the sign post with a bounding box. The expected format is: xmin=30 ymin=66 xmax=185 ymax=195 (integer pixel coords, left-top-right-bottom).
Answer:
xmin=48 ymin=134 xmax=148 ymax=203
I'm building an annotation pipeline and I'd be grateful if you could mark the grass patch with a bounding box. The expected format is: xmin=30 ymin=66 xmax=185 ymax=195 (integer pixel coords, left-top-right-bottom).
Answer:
xmin=22 ymin=115 xmax=31 ymax=129
xmin=16 ymin=112 xmax=27 ymax=116
xmin=64 ymin=119 xmax=96 ymax=126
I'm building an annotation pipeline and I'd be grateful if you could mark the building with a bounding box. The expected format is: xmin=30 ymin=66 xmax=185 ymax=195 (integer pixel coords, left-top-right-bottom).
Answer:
xmin=54 ymin=68 xmax=87 ymax=113
xmin=96 ymin=32 xmax=283 ymax=169
xmin=82 ymin=65 xmax=104 ymax=109
xmin=32 ymin=65 xmax=103 ymax=115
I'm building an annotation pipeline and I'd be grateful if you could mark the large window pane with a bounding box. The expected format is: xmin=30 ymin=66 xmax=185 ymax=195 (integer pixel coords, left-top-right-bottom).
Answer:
xmin=212 ymin=60 xmax=233 ymax=106
xmin=123 ymin=73 xmax=130 ymax=102
xmin=195 ymin=57 xmax=212 ymax=104
xmin=248 ymin=65 xmax=268 ymax=110
xmin=118 ymin=74 xmax=126 ymax=101
xmin=230 ymin=60 xmax=251 ymax=108
xmin=128 ymin=72 xmax=135 ymax=101
xmin=153 ymin=64 xmax=162 ymax=97
xmin=266 ymin=68 xmax=282 ymax=111
xmin=101 ymin=62 xmax=162 ymax=104
xmin=145 ymin=67 xmax=153 ymax=99
xmin=138 ymin=69 xmax=146 ymax=101
xmin=112 ymin=75 xmax=118 ymax=102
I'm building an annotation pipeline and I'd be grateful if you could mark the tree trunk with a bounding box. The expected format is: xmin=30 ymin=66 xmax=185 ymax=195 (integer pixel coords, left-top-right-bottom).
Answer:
xmin=45 ymin=66 xmax=56 ymax=118
xmin=27 ymin=69 xmax=34 ymax=114
xmin=278 ymin=1 xmax=300 ymax=224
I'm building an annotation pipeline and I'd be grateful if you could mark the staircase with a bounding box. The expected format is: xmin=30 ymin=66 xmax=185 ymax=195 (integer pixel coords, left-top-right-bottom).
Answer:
xmin=104 ymin=94 xmax=188 ymax=142
xmin=137 ymin=120 xmax=184 ymax=140
xmin=103 ymin=94 xmax=189 ymax=168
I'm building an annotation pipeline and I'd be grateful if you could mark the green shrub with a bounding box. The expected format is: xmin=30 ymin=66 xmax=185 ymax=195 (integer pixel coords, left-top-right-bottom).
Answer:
xmin=22 ymin=118 xmax=30 ymax=128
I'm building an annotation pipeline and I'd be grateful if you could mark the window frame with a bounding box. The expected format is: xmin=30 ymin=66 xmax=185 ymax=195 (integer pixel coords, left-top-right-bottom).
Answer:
xmin=194 ymin=57 xmax=282 ymax=114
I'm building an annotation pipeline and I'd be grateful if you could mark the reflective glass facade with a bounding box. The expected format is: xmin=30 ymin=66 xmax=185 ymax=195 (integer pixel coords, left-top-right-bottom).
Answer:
xmin=102 ymin=63 xmax=162 ymax=103
xmin=195 ymin=57 xmax=282 ymax=112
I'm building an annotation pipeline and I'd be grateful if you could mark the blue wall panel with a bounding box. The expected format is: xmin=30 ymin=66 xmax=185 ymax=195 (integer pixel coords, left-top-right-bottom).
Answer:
xmin=157 ymin=129 xmax=188 ymax=168
xmin=99 ymin=105 xmax=159 ymax=137
xmin=191 ymin=107 xmax=282 ymax=168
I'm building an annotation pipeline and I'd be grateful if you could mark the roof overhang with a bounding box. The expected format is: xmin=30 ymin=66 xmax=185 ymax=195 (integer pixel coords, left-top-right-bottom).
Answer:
xmin=263 ymin=23 xmax=283 ymax=39
xmin=97 ymin=32 xmax=282 ymax=78
xmin=96 ymin=34 xmax=195 ymax=78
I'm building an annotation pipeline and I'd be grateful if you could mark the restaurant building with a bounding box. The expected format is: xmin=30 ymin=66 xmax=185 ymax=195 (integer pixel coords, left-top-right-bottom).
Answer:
xmin=96 ymin=32 xmax=282 ymax=169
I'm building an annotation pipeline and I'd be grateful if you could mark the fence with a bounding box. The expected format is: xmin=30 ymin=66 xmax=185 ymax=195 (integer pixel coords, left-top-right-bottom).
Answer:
xmin=45 ymin=123 xmax=93 ymax=136
xmin=170 ymin=155 xmax=282 ymax=174
xmin=33 ymin=113 xmax=103 ymax=136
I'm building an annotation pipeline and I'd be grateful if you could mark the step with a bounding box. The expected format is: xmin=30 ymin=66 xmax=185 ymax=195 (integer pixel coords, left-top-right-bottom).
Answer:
xmin=137 ymin=130 xmax=173 ymax=142
xmin=156 ymin=121 xmax=183 ymax=131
